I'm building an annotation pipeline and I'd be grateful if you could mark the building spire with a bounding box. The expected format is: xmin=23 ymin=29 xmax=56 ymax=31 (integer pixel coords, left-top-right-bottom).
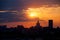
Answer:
xmin=36 ymin=19 xmax=40 ymax=27
xmin=35 ymin=18 xmax=41 ymax=28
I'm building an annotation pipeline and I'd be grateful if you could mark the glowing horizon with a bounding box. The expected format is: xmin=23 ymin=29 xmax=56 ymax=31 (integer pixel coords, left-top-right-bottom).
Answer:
xmin=0 ymin=6 xmax=60 ymax=28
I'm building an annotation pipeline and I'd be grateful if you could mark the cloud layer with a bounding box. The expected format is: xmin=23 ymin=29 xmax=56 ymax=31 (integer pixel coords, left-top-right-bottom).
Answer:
xmin=0 ymin=0 xmax=60 ymax=23
xmin=0 ymin=0 xmax=60 ymax=10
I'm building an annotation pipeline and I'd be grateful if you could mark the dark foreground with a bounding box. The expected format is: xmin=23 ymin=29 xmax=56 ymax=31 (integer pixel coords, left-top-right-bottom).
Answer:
xmin=0 ymin=25 xmax=60 ymax=40
xmin=0 ymin=29 xmax=60 ymax=40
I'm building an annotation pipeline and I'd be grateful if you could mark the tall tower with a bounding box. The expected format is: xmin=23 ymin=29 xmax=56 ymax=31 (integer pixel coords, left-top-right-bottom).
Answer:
xmin=35 ymin=20 xmax=41 ymax=28
xmin=48 ymin=20 xmax=53 ymax=28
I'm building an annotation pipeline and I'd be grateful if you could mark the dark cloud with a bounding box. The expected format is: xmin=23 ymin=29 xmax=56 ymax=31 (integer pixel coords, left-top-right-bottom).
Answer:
xmin=0 ymin=0 xmax=23 ymax=10
xmin=0 ymin=0 xmax=24 ymax=23
xmin=0 ymin=12 xmax=20 ymax=23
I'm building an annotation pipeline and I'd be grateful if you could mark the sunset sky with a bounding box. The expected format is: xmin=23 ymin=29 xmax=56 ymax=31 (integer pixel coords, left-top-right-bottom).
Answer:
xmin=0 ymin=0 xmax=60 ymax=28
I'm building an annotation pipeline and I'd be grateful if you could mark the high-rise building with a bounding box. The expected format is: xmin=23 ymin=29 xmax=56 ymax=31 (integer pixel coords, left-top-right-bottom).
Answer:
xmin=48 ymin=20 xmax=53 ymax=28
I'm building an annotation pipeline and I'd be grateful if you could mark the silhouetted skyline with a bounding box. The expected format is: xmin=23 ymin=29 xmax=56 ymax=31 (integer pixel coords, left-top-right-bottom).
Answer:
xmin=0 ymin=20 xmax=60 ymax=40
xmin=0 ymin=20 xmax=59 ymax=28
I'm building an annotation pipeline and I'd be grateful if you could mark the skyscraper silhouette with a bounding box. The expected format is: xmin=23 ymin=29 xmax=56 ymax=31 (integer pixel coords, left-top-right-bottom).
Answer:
xmin=48 ymin=20 xmax=53 ymax=28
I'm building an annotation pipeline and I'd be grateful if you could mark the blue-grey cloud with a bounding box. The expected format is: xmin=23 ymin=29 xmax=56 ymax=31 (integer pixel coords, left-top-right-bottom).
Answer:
xmin=0 ymin=0 xmax=23 ymax=10
xmin=0 ymin=12 xmax=20 ymax=23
